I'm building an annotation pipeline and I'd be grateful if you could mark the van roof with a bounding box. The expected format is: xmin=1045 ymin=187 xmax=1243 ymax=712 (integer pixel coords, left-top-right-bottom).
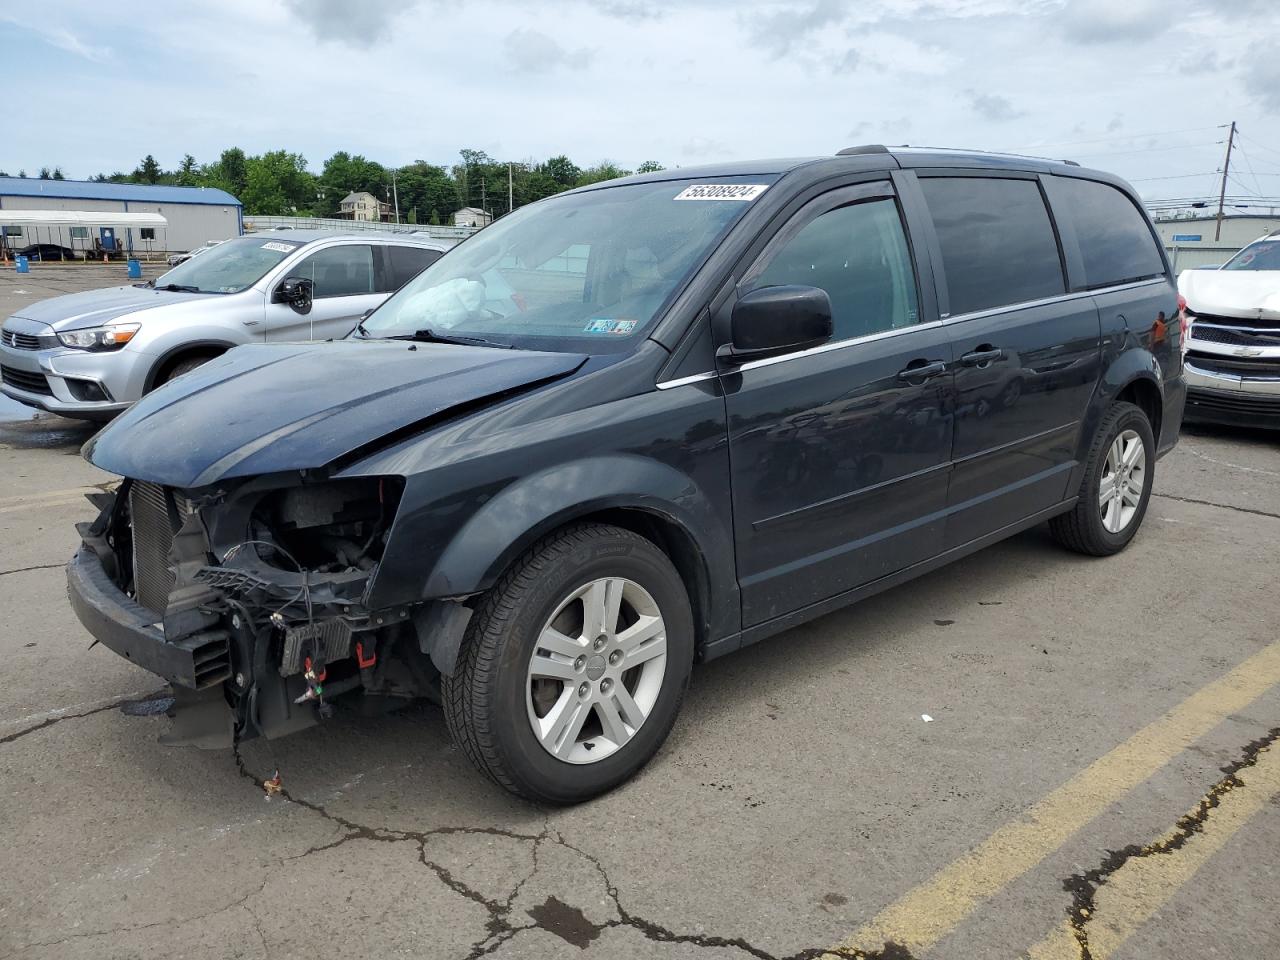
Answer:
xmin=602 ymin=145 xmax=1114 ymax=191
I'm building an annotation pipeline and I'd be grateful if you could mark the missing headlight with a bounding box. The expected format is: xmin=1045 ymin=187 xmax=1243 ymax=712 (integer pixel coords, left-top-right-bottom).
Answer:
xmin=250 ymin=477 xmax=403 ymax=573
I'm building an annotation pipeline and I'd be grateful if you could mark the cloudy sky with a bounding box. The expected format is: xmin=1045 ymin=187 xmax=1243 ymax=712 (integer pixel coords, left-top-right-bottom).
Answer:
xmin=3 ymin=0 xmax=1279 ymax=203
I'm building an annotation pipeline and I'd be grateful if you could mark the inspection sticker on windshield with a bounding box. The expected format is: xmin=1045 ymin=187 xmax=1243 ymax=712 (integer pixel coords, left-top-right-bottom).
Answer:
xmin=584 ymin=318 xmax=638 ymax=335
xmin=261 ymin=241 xmax=294 ymax=253
xmin=673 ymin=184 xmax=769 ymax=201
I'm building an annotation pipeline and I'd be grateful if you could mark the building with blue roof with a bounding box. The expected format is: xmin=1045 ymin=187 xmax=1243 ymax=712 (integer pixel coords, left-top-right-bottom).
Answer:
xmin=0 ymin=176 xmax=242 ymax=258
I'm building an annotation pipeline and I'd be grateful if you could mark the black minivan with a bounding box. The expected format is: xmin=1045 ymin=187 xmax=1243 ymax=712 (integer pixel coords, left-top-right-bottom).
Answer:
xmin=69 ymin=146 xmax=1185 ymax=802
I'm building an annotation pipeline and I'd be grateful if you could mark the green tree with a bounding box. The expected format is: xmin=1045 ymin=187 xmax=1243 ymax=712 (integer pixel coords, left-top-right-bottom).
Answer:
xmin=430 ymin=208 xmax=441 ymax=226
xmin=540 ymin=155 xmax=581 ymax=187
xmin=177 ymin=154 xmax=199 ymax=186
xmin=577 ymin=161 xmax=631 ymax=186
xmin=636 ymin=160 xmax=665 ymax=174
xmin=51 ymin=167 xmax=65 ymax=180
xmin=203 ymin=147 xmax=248 ymax=199
xmin=135 ymin=154 xmax=162 ymax=184
xmin=397 ymin=161 xmax=457 ymax=223
xmin=407 ymin=207 xmax=418 ymax=225
xmin=17 ymin=170 xmax=26 ymax=178
xmin=240 ymin=150 xmax=317 ymax=215
xmin=38 ymin=167 xmax=51 ymax=179
xmin=318 ymin=151 xmax=387 ymax=213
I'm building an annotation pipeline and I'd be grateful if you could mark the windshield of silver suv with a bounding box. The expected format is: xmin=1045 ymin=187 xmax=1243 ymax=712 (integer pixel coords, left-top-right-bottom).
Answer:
xmin=1222 ymin=238 xmax=1280 ymax=271
xmin=360 ymin=176 xmax=777 ymax=351
xmin=150 ymin=235 xmax=304 ymax=294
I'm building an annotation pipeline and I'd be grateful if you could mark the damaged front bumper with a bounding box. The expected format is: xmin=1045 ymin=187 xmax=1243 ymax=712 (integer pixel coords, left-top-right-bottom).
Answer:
xmin=67 ymin=545 xmax=231 ymax=689
xmin=67 ymin=477 xmax=471 ymax=748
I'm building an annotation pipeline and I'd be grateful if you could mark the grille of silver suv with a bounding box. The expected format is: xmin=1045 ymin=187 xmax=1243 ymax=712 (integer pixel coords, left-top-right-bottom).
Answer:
xmin=1 ymin=329 xmax=44 ymax=350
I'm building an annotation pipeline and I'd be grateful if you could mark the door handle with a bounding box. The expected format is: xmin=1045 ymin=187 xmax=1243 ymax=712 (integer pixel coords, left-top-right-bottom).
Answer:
xmin=897 ymin=359 xmax=948 ymax=382
xmin=959 ymin=346 xmax=1005 ymax=367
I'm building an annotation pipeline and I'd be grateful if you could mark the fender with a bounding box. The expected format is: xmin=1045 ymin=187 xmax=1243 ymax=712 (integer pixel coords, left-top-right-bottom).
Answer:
xmin=1068 ymin=344 xmax=1163 ymax=491
xmin=384 ymin=454 xmax=740 ymax=649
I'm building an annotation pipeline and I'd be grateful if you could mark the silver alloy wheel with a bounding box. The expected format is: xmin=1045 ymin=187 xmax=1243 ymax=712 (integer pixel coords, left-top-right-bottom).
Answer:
xmin=1099 ymin=428 xmax=1146 ymax=534
xmin=525 ymin=577 xmax=668 ymax=765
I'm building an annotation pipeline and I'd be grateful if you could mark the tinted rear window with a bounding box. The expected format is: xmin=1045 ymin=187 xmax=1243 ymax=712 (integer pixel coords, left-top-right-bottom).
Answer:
xmin=1049 ymin=177 xmax=1165 ymax=287
xmin=387 ymin=245 xmax=443 ymax=289
xmin=920 ymin=177 xmax=1065 ymax=315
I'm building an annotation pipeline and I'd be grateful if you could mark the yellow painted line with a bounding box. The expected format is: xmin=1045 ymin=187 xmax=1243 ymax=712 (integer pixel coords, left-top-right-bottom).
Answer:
xmin=1026 ymin=739 xmax=1280 ymax=960
xmin=828 ymin=641 xmax=1280 ymax=956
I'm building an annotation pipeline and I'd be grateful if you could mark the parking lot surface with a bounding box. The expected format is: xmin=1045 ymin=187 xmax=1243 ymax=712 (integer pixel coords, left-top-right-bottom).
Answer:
xmin=1 ymin=268 xmax=1277 ymax=959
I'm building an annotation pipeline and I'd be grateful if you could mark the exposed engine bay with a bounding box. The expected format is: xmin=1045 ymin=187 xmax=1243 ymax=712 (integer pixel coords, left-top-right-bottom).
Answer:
xmin=76 ymin=473 xmax=471 ymax=747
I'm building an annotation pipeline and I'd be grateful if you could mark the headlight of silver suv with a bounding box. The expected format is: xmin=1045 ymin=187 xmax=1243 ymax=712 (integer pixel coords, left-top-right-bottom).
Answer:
xmin=57 ymin=322 xmax=141 ymax=351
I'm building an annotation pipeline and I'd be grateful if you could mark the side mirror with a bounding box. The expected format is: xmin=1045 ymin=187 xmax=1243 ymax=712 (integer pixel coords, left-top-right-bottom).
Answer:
xmin=718 ymin=285 xmax=833 ymax=363
xmin=273 ymin=276 xmax=313 ymax=314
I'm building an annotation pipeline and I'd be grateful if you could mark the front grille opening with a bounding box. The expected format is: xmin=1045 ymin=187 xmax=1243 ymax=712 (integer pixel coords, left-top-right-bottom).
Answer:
xmin=1 ymin=330 xmax=43 ymax=349
xmin=1 ymin=364 xmax=52 ymax=396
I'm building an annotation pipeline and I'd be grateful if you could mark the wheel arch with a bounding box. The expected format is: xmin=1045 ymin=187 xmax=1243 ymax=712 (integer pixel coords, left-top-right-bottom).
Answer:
xmin=407 ymin=455 xmax=740 ymax=654
xmin=1075 ymin=346 xmax=1165 ymax=464
xmin=143 ymin=338 xmax=238 ymax=392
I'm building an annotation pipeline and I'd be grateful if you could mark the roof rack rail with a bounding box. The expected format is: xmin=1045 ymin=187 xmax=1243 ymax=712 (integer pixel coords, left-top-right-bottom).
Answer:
xmin=835 ymin=144 xmax=890 ymax=156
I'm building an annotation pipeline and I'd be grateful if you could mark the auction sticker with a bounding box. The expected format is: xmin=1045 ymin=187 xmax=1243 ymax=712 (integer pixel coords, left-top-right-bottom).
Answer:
xmin=673 ymin=184 xmax=769 ymax=201
xmin=261 ymin=241 xmax=295 ymax=253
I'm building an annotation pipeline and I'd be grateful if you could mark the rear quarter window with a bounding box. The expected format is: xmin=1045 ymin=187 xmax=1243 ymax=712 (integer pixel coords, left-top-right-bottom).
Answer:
xmin=1047 ymin=177 xmax=1166 ymax=288
xmin=920 ymin=177 xmax=1065 ymax=316
xmin=387 ymin=245 xmax=443 ymax=290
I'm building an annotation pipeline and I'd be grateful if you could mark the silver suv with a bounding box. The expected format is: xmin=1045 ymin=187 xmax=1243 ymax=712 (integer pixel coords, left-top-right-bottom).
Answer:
xmin=0 ymin=230 xmax=452 ymax=420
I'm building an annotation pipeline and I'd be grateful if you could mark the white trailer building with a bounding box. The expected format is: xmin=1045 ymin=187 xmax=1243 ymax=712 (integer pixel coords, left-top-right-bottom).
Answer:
xmin=0 ymin=176 xmax=241 ymax=258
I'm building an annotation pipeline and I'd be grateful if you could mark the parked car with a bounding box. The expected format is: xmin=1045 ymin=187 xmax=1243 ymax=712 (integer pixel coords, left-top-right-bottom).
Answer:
xmin=166 ymin=239 xmax=224 ymax=267
xmin=0 ymin=230 xmax=452 ymax=420
xmin=18 ymin=243 xmax=77 ymax=262
xmin=1178 ymin=230 xmax=1280 ymax=428
xmin=65 ymin=147 xmax=1184 ymax=802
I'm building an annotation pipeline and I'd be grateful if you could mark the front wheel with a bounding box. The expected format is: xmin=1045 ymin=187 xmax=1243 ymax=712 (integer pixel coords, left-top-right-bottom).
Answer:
xmin=442 ymin=523 xmax=694 ymax=803
xmin=1050 ymin=401 xmax=1155 ymax=556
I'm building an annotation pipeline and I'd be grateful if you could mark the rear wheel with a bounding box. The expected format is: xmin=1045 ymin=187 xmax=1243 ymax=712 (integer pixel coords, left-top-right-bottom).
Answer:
xmin=442 ymin=523 xmax=693 ymax=803
xmin=1050 ymin=401 xmax=1155 ymax=556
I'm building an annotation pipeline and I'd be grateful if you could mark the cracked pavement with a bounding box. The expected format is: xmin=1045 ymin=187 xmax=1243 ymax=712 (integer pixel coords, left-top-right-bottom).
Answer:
xmin=2 ymin=275 xmax=1278 ymax=960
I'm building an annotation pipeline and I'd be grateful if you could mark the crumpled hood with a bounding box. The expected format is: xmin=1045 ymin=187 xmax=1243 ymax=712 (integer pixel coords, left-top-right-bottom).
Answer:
xmin=1179 ymin=269 xmax=1280 ymax=323
xmin=83 ymin=340 xmax=587 ymax=487
xmin=10 ymin=285 xmax=207 ymax=331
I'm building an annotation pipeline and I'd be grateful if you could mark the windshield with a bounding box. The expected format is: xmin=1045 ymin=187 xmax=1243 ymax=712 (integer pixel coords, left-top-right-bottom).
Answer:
xmin=361 ymin=176 xmax=776 ymax=351
xmin=154 ymin=235 xmax=303 ymax=293
xmin=1223 ymin=239 xmax=1280 ymax=271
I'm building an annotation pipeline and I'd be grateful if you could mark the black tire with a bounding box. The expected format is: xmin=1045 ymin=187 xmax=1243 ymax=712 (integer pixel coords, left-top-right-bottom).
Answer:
xmin=442 ymin=523 xmax=694 ymax=804
xmin=158 ymin=353 xmax=216 ymax=386
xmin=1050 ymin=401 xmax=1155 ymax=556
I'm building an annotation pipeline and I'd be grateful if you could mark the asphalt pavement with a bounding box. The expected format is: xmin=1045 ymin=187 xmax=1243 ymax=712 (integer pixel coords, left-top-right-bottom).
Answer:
xmin=1 ymin=266 xmax=1277 ymax=960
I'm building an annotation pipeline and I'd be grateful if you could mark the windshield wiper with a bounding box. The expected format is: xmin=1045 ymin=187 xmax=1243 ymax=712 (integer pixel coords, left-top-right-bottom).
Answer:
xmin=407 ymin=328 xmax=516 ymax=349
xmin=154 ymin=282 xmax=201 ymax=293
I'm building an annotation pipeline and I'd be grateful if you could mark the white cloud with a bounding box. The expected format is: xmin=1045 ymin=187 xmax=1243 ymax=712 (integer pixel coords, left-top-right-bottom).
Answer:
xmin=503 ymin=28 xmax=594 ymax=73
xmin=1 ymin=0 xmax=1277 ymax=207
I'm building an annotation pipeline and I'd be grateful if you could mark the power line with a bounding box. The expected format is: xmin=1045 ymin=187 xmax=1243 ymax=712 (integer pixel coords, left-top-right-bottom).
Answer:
xmin=1003 ymin=123 xmax=1227 ymax=153
xmin=1130 ymin=172 xmax=1219 ymax=182
xmin=1068 ymin=140 xmax=1223 ymax=160
xmin=1237 ymin=130 xmax=1280 ymax=161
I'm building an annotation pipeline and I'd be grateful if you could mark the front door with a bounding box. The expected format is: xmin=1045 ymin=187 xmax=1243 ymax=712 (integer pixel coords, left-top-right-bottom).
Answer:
xmin=265 ymin=243 xmax=383 ymax=341
xmin=721 ymin=182 xmax=955 ymax=627
xmin=99 ymin=227 xmax=116 ymax=251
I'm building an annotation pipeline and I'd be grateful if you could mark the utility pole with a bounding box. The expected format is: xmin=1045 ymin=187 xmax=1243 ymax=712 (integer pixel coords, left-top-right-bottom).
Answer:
xmin=391 ymin=169 xmax=400 ymax=225
xmin=1215 ymin=120 xmax=1236 ymax=241
xmin=481 ymin=177 xmax=487 ymax=218
xmin=508 ymin=163 xmax=513 ymax=215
